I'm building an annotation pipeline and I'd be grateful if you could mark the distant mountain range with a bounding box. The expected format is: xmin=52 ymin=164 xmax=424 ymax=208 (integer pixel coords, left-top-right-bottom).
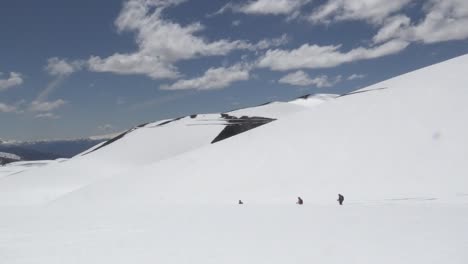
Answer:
xmin=0 ymin=134 xmax=118 ymax=162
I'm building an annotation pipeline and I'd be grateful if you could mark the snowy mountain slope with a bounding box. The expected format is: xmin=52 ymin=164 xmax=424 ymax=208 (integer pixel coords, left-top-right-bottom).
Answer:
xmin=227 ymin=94 xmax=337 ymax=118
xmin=0 ymin=115 xmax=224 ymax=205
xmin=289 ymin=93 xmax=339 ymax=107
xmin=0 ymin=97 xmax=331 ymax=205
xmin=49 ymin=54 xmax=468 ymax=208
xmin=2 ymin=204 xmax=467 ymax=264
xmin=1 ymin=54 xmax=468 ymax=264
xmin=0 ymin=160 xmax=58 ymax=179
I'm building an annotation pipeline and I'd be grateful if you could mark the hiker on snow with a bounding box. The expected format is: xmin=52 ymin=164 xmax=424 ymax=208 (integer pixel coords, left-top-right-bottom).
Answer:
xmin=337 ymin=194 xmax=344 ymax=205
xmin=296 ymin=197 xmax=303 ymax=205
xmin=238 ymin=200 xmax=243 ymax=204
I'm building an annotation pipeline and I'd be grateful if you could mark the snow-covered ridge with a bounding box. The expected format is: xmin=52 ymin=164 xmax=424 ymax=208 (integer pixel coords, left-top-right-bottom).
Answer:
xmin=0 ymin=151 xmax=22 ymax=166
xmin=0 ymin=93 xmax=334 ymax=204
xmin=0 ymin=151 xmax=21 ymax=161
xmin=1 ymin=54 xmax=468 ymax=264
xmin=53 ymin=54 xmax=468 ymax=206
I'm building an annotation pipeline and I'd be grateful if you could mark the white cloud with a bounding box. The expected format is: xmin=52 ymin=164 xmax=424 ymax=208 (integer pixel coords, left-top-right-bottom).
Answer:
xmin=160 ymin=64 xmax=250 ymax=90
xmin=35 ymin=57 xmax=83 ymax=106
xmin=347 ymin=73 xmax=366 ymax=80
xmin=309 ymin=0 xmax=411 ymax=24
xmin=279 ymin=71 xmax=313 ymax=86
xmin=88 ymin=0 xmax=287 ymax=80
xmin=218 ymin=0 xmax=311 ymax=16
xmin=45 ymin=57 xmax=84 ymax=76
xmin=252 ymin=34 xmax=289 ymax=50
xmin=29 ymin=99 xmax=67 ymax=112
xmin=35 ymin=113 xmax=60 ymax=119
xmin=0 ymin=102 xmax=17 ymax=113
xmin=98 ymin=124 xmax=114 ymax=131
xmin=257 ymin=40 xmax=409 ymax=71
xmin=373 ymin=0 xmax=468 ymax=44
xmin=232 ymin=20 xmax=241 ymax=27
xmin=373 ymin=15 xmax=411 ymax=43
xmin=89 ymin=53 xmax=180 ymax=79
xmin=0 ymin=72 xmax=23 ymax=91
xmin=278 ymin=70 xmax=341 ymax=87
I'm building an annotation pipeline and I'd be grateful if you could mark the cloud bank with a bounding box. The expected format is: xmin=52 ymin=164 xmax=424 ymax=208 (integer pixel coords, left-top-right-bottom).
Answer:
xmin=0 ymin=72 xmax=23 ymax=91
xmin=161 ymin=64 xmax=250 ymax=90
xmin=257 ymin=40 xmax=409 ymax=71
xmin=88 ymin=0 xmax=287 ymax=80
xmin=278 ymin=70 xmax=341 ymax=87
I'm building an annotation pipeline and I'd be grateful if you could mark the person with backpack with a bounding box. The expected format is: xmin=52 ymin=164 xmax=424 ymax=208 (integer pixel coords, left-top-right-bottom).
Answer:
xmin=337 ymin=194 xmax=344 ymax=205
xmin=296 ymin=197 xmax=303 ymax=205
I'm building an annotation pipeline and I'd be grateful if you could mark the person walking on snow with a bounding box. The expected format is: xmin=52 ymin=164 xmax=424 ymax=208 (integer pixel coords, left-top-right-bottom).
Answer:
xmin=297 ymin=197 xmax=303 ymax=205
xmin=238 ymin=200 xmax=243 ymax=205
xmin=337 ymin=194 xmax=344 ymax=205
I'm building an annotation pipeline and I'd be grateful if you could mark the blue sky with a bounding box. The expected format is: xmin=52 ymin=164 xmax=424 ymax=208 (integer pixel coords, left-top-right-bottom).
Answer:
xmin=1 ymin=0 xmax=468 ymax=140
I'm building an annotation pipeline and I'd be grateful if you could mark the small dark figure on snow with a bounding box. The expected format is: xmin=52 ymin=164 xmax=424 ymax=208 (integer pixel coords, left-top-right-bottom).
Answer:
xmin=238 ymin=200 xmax=243 ymax=205
xmin=337 ymin=194 xmax=344 ymax=205
xmin=296 ymin=197 xmax=303 ymax=205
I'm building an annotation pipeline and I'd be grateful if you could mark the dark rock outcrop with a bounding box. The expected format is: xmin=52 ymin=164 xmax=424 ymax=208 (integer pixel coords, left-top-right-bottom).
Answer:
xmin=211 ymin=114 xmax=276 ymax=144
